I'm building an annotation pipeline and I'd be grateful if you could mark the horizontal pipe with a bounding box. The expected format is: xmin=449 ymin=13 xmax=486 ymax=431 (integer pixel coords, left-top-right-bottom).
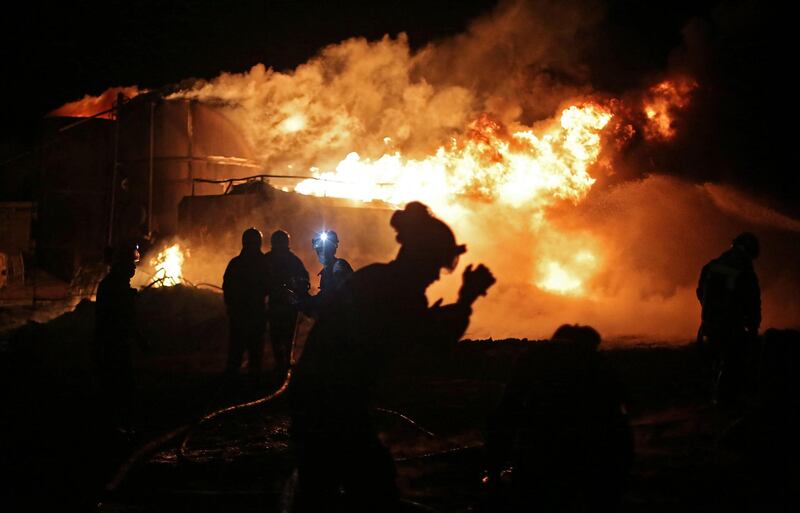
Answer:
xmin=192 ymin=173 xmax=394 ymax=186
xmin=118 ymin=156 xmax=261 ymax=167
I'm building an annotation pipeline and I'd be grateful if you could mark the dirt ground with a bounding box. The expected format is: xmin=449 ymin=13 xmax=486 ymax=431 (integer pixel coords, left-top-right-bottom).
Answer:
xmin=1 ymin=286 xmax=795 ymax=512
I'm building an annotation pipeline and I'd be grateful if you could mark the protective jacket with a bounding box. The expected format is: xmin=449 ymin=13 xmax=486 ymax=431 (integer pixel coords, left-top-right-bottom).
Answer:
xmin=222 ymin=249 xmax=269 ymax=318
xmin=302 ymin=257 xmax=354 ymax=317
xmin=697 ymin=247 xmax=761 ymax=334
xmin=289 ymin=261 xmax=472 ymax=509
xmin=293 ymin=261 xmax=470 ymax=392
xmin=263 ymin=249 xmax=308 ymax=310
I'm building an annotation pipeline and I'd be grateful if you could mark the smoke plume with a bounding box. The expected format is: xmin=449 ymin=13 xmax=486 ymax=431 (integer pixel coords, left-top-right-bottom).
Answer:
xmin=145 ymin=0 xmax=798 ymax=340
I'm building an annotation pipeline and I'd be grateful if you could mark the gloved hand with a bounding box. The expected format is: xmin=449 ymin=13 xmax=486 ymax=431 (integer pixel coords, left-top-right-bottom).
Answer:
xmin=458 ymin=264 xmax=496 ymax=306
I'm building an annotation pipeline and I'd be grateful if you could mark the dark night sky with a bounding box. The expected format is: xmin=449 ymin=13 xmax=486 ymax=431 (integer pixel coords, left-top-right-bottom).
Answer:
xmin=1 ymin=0 xmax=794 ymax=210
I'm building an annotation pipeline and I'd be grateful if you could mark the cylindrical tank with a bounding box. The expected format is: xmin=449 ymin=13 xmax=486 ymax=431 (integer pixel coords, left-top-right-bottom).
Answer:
xmin=115 ymin=95 xmax=258 ymax=238
xmin=37 ymin=93 xmax=259 ymax=279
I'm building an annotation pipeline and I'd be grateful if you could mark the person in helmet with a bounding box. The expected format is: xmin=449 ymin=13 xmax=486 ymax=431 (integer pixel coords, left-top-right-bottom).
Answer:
xmin=223 ymin=228 xmax=270 ymax=377
xmin=696 ymin=231 xmax=762 ymax=406
xmin=94 ymin=244 xmax=145 ymax=435
xmin=263 ymin=229 xmax=309 ymax=382
xmin=289 ymin=202 xmax=495 ymax=512
xmin=301 ymin=229 xmax=354 ymax=317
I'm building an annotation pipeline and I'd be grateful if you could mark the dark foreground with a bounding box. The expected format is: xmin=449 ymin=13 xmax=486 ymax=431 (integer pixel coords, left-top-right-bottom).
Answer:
xmin=0 ymin=286 xmax=794 ymax=512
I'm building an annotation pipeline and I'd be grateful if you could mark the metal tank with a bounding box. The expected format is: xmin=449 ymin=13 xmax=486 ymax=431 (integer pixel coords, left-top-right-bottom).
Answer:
xmin=115 ymin=93 xmax=259 ymax=239
xmin=34 ymin=90 xmax=260 ymax=279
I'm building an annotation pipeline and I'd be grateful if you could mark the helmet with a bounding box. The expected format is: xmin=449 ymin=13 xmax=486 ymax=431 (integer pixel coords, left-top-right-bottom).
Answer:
xmin=312 ymin=230 xmax=339 ymax=250
xmin=110 ymin=244 xmax=139 ymax=279
xmin=391 ymin=202 xmax=466 ymax=270
xmin=242 ymin=227 xmax=263 ymax=250
xmin=111 ymin=244 xmax=140 ymax=265
xmin=551 ymin=324 xmax=601 ymax=348
xmin=732 ymin=232 xmax=759 ymax=259
xmin=270 ymin=229 xmax=290 ymax=249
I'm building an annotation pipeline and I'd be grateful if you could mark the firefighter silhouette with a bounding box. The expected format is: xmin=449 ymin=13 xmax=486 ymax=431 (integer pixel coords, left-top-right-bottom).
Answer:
xmin=289 ymin=202 xmax=495 ymax=512
xmin=299 ymin=229 xmax=354 ymax=317
xmin=263 ymin=230 xmax=309 ymax=382
xmin=94 ymin=244 xmax=147 ymax=435
xmin=696 ymin=232 xmax=761 ymax=406
xmin=223 ymin=228 xmax=269 ymax=376
xmin=484 ymin=324 xmax=633 ymax=513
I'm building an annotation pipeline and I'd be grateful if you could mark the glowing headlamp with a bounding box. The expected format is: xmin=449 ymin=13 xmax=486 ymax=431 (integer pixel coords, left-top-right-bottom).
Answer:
xmin=312 ymin=229 xmax=339 ymax=251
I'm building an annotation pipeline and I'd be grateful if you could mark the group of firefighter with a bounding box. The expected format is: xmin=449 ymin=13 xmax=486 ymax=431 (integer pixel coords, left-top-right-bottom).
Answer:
xmin=94 ymin=200 xmax=775 ymax=512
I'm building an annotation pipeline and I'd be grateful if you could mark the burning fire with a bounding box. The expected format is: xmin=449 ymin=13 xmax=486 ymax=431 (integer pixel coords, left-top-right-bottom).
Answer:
xmin=48 ymin=86 xmax=143 ymax=119
xmin=150 ymin=244 xmax=186 ymax=287
xmin=53 ymin=0 xmax=790 ymax=339
xmin=48 ymin=25 xmax=697 ymax=306
xmin=280 ymin=113 xmax=308 ymax=133
xmin=295 ymin=104 xmax=610 ymax=209
xmin=295 ymin=102 xmax=612 ymax=294
xmin=536 ymin=239 xmax=599 ymax=295
xmin=643 ymin=77 xmax=698 ymax=140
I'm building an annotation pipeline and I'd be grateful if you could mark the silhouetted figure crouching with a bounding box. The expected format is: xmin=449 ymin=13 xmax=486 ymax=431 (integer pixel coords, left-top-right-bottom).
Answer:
xmin=289 ymin=202 xmax=495 ymax=512
xmin=485 ymin=325 xmax=633 ymax=513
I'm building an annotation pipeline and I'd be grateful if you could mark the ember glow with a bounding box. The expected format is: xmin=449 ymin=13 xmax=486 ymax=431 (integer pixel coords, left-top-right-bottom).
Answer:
xmin=643 ymin=78 xmax=698 ymax=140
xmin=150 ymin=244 xmax=186 ymax=287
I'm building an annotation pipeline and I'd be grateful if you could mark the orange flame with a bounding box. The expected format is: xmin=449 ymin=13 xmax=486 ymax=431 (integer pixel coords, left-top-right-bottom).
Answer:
xmin=48 ymin=86 xmax=143 ymax=119
xmin=150 ymin=243 xmax=187 ymax=287
xmin=643 ymin=77 xmax=698 ymax=140
xmin=295 ymin=103 xmax=610 ymax=210
xmin=295 ymin=102 xmax=612 ymax=294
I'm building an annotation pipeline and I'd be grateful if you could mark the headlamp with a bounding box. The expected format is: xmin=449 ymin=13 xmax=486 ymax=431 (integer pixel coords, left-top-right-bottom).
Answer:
xmin=312 ymin=229 xmax=339 ymax=251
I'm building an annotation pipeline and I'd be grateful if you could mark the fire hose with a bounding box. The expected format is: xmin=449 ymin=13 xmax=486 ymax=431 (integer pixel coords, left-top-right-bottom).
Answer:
xmin=104 ymin=308 xmax=476 ymax=513
xmin=105 ymin=307 xmax=444 ymax=474
xmin=177 ymin=312 xmax=304 ymax=463
xmin=106 ymin=310 xmax=302 ymax=492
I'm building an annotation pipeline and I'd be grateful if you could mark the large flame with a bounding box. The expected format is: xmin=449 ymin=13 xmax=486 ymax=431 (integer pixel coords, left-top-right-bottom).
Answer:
xmin=296 ymin=104 xmax=609 ymax=208
xmin=295 ymin=102 xmax=612 ymax=294
xmin=45 ymin=0 xmax=800 ymax=340
xmin=150 ymin=244 xmax=186 ymax=287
